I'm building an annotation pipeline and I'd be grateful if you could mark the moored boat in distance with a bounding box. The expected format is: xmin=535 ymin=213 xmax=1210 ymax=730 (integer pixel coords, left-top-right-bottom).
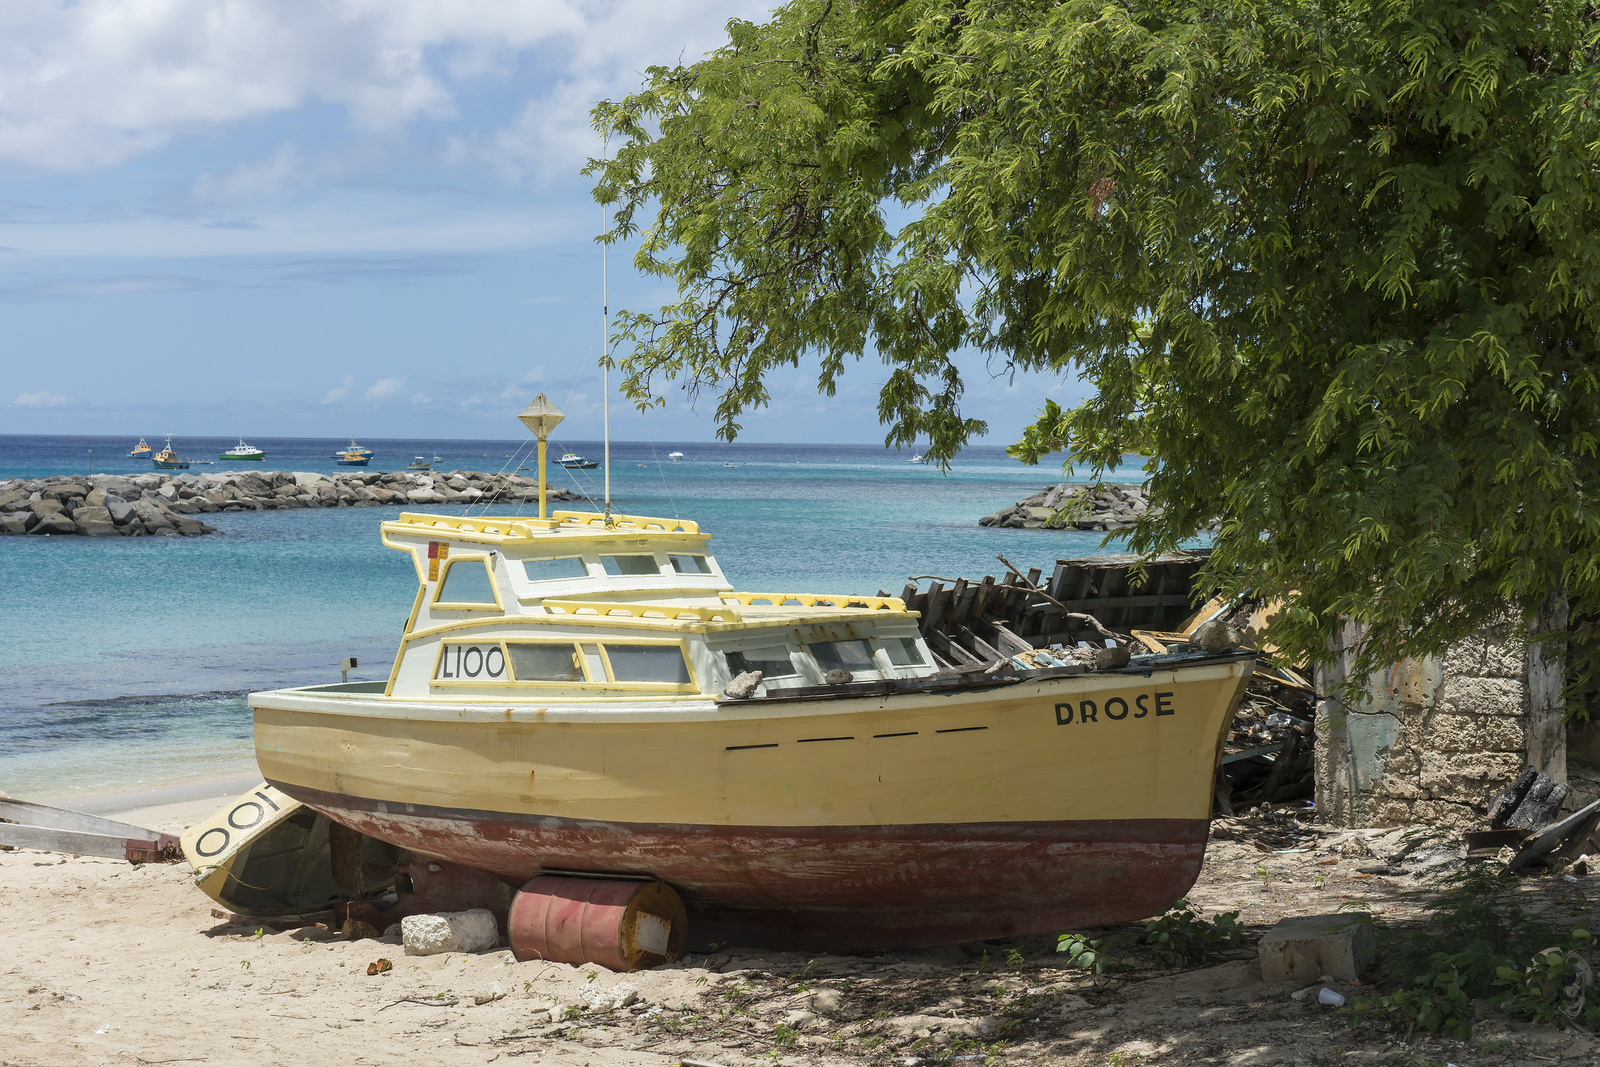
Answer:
xmin=243 ymin=412 xmax=1255 ymax=958
xmin=331 ymin=437 xmax=373 ymax=461
xmin=220 ymin=438 xmax=265 ymax=461
xmin=129 ymin=437 xmax=153 ymax=458
xmin=406 ymin=456 xmax=432 ymax=471
xmin=151 ymin=435 xmax=190 ymax=470
xmin=558 ymin=452 xmax=600 ymax=469
xmin=335 ymin=448 xmax=370 ymax=466
xmin=667 ymin=451 xmax=684 ymax=460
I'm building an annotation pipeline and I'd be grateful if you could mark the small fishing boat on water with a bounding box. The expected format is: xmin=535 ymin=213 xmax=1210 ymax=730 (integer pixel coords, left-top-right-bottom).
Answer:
xmin=558 ymin=452 xmax=600 ymax=469
xmin=406 ymin=456 xmax=432 ymax=471
xmin=330 ymin=437 xmax=373 ymax=461
xmin=151 ymin=435 xmax=190 ymax=470
xmin=227 ymin=402 xmax=1254 ymax=961
xmin=336 ymin=448 xmax=371 ymax=467
xmin=220 ymin=438 xmax=265 ymax=461
xmin=667 ymin=451 xmax=684 ymax=460
xmin=128 ymin=437 xmax=153 ymax=458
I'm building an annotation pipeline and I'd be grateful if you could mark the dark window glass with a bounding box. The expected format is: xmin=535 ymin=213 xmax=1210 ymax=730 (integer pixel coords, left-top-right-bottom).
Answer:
xmin=811 ymin=640 xmax=876 ymax=673
xmin=523 ymin=557 xmax=588 ymax=581
xmin=438 ymin=560 xmax=496 ymax=605
xmin=507 ymin=643 xmax=583 ymax=682
xmin=669 ymin=554 xmax=712 ymax=574
xmin=606 ymin=645 xmax=691 ymax=684
xmin=601 ymin=554 xmax=660 ymax=576
xmin=883 ymin=637 xmax=926 ymax=666
xmin=725 ymin=646 xmax=796 ymax=678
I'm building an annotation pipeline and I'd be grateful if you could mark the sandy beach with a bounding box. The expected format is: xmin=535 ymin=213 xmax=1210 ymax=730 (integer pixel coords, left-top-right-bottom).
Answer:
xmin=6 ymin=785 xmax=1599 ymax=1067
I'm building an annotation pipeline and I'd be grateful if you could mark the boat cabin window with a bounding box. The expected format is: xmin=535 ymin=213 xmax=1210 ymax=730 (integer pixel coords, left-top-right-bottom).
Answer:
xmin=725 ymin=646 xmax=798 ymax=680
xmin=523 ymin=557 xmax=589 ymax=582
xmin=507 ymin=642 xmax=584 ymax=682
xmin=601 ymin=554 xmax=660 ymax=576
xmin=604 ymin=644 xmax=691 ymax=684
xmin=435 ymin=642 xmax=508 ymax=681
xmin=668 ymin=554 xmax=712 ymax=575
xmin=811 ymin=639 xmax=877 ymax=674
xmin=882 ymin=637 xmax=926 ymax=666
xmin=435 ymin=559 xmax=499 ymax=608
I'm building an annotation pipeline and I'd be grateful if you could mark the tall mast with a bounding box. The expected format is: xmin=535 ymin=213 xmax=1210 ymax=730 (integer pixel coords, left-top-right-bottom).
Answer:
xmin=602 ymin=199 xmax=612 ymax=519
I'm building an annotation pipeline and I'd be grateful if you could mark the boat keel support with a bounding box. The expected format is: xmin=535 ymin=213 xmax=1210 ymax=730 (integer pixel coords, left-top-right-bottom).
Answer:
xmin=508 ymin=875 xmax=687 ymax=971
xmin=338 ymin=856 xmax=517 ymax=935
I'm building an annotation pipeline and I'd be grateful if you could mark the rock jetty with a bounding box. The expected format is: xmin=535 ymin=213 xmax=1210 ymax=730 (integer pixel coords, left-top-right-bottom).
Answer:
xmin=980 ymin=482 xmax=1160 ymax=531
xmin=0 ymin=470 xmax=585 ymax=537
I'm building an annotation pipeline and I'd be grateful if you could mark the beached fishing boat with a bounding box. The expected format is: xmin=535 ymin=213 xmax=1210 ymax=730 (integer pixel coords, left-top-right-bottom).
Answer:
xmin=243 ymin=407 xmax=1253 ymax=956
xmin=151 ymin=435 xmax=190 ymax=470
xmin=220 ymin=438 xmax=265 ymax=461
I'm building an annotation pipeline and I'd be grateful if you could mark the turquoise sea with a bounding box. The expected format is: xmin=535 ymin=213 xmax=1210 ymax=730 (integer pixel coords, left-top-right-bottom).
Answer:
xmin=0 ymin=433 xmax=1149 ymax=800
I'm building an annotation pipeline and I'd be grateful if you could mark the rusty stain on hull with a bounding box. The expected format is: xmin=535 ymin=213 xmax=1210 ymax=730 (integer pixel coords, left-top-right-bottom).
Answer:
xmin=270 ymin=780 xmax=1206 ymax=949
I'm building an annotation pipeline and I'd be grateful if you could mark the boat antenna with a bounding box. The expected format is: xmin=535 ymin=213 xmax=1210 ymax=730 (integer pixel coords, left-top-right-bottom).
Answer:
xmin=602 ymin=194 xmax=612 ymax=522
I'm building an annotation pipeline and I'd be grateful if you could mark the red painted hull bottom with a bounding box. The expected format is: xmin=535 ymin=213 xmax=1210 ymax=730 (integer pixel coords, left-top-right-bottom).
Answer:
xmin=273 ymin=782 xmax=1208 ymax=951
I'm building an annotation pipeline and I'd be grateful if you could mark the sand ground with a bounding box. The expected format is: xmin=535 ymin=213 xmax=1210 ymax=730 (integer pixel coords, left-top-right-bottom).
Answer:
xmin=4 ymin=793 xmax=1600 ymax=1067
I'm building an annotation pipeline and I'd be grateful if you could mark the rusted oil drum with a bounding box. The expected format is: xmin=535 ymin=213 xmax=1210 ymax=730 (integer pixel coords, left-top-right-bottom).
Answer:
xmin=507 ymin=875 xmax=687 ymax=971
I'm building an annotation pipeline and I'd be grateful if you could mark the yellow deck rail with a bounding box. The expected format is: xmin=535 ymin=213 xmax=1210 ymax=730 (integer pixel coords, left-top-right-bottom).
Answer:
xmin=540 ymin=599 xmax=741 ymax=623
xmin=552 ymin=511 xmax=702 ymax=535
xmin=724 ymin=592 xmax=908 ymax=612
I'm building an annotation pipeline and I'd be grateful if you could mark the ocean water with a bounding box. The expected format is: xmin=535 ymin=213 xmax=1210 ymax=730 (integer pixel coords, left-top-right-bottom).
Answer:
xmin=0 ymin=433 xmax=1154 ymax=800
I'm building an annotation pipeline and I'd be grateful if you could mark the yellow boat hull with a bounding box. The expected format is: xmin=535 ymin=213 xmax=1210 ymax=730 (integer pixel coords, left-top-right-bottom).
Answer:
xmin=252 ymin=655 xmax=1251 ymax=947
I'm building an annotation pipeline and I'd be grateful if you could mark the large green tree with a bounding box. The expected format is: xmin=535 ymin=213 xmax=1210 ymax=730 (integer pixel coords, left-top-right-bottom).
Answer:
xmin=589 ymin=0 xmax=1600 ymax=686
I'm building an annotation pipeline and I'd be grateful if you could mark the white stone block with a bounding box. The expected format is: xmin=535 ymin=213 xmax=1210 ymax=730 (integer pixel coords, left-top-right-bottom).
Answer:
xmin=401 ymin=909 xmax=500 ymax=956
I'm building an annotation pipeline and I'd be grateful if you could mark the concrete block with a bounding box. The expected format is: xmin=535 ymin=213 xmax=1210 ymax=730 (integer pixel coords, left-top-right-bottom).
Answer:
xmin=1435 ymin=675 xmax=1526 ymax=719
xmin=401 ymin=909 xmax=499 ymax=956
xmin=1258 ymin=913 xmax=1374 ymax=983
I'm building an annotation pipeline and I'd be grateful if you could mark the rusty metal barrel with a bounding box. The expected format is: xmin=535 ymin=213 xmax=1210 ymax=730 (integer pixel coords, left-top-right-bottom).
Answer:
xmin=507 ymin=875 xmax=687 ymax=971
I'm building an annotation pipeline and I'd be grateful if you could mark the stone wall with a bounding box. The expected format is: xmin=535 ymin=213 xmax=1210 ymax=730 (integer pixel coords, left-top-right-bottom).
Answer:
xmin=1314 ymin=608 xmax=1567 ymax=830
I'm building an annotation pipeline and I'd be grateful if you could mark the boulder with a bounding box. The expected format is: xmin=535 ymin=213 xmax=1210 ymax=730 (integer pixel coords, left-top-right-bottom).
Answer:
xmin=30 ymin=512 xmax=77 ymax=535
xmin=104 ymin=495 xmax=136 ymax=524
xmin=400 ymin=910 xmax=499 ymax=956
xmin=1 ymin=511 xmax=34 ymax=535
xmin=84 ymin=487 xmax=107 ymax=508
xmin=75 ymin=508 xmax=118 ymax=536
xmin=293 ymin=472 xmax=329 ymax=489
xmin=30 ymin=499 xmax=65 ymax=520
xmin=132 ymin=499 xmax=175 ymax=531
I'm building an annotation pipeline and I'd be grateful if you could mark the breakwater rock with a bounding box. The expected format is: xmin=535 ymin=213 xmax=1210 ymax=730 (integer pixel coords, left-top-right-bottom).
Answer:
xmin=0 ymin=470 xmax=585 ymax=538
xmin=980 ymin=482 xmax=1159 ymax=531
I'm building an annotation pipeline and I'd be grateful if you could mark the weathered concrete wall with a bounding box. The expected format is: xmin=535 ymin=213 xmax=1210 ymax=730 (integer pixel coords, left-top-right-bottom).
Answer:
xmin=1314 ymin=609 xmax=1566 ymax=830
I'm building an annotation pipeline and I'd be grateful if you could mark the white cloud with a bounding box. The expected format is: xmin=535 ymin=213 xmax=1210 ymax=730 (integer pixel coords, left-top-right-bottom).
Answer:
xmin=411 ymin=391 xmax=437 ymax=407
xmin=0 ymin=0 xmax=764 ymax=174
xmin=321 ymin=375 xmax=356 ymax=403
xmin=13 ymin=390 xmax=71 ymax=407
xmin=364 ymin=376 xmax=406 ymax=400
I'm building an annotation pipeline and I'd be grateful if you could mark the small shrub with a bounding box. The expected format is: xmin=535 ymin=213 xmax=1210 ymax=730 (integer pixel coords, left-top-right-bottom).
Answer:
xmin=1143 ymin=899 xmax=1244 ymax=967
xmin=1056 ymin=933 xmax=1115 ymax=974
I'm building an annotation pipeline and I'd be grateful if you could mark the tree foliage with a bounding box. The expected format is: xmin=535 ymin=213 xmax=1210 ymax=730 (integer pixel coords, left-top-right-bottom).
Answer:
xmin=589 ymin=0 xmax=1600 ymax=684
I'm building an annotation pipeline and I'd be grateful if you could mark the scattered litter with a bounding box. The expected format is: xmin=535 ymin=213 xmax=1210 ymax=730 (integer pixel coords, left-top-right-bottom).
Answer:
xmin=366 ymin=958 xmax=393 ymax=975
xmin=1317 ymin=988 xmax=1346 ymax=1007
xmin=474 ymin=982 xmax=507 ymax=1005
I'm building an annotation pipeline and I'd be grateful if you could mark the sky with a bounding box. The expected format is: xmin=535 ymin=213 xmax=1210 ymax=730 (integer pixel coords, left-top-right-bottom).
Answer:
xmin=0 ymin=0 xmax=1086 ymax=447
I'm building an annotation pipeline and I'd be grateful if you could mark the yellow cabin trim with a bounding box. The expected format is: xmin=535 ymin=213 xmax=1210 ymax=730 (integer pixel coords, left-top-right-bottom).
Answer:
xmin=541 ymin=599 xmax=741 ymax=623
xmin=723 ymin=592 xmax=908 ymax=613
